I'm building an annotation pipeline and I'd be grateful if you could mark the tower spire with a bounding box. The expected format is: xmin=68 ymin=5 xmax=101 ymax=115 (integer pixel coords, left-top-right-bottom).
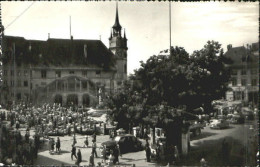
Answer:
xmin=124 ymin=28 xmax=126 ymax=39
xmin=112 ymin=1 xmax=122 ymax=32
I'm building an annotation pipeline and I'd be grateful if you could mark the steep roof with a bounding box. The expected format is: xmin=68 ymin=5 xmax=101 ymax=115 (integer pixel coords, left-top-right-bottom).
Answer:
xmin=2 ymin=35 xmax=115 ymax=70
xmin=224 ymin=45 xmax=258 ymax=65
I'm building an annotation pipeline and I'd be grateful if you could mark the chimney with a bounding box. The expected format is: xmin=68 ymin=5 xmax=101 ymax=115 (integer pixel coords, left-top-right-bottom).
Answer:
xmin=48 ymin=33 xmax=50 ymax=39
xmin=71 ymin=35 xmax=73 ymax=41
xmin=227 ymin=44 xmax=232 ymax=51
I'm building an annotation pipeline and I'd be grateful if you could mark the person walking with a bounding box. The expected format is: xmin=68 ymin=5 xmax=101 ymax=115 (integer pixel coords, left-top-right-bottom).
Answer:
xmin=113 ymin=144 xmax=121 ymax=164
xmin=76 ymin=149 xmax=82 ymax=166
xmin=71 ymin=145 xmax=77 ymax=160
xmin=102 ymin=145 xmax=107 ymax=164
xmin=92 ymin=133 xmax=96 ymax=142
xmin=92 ymin=140 xmax=98 ymax=158
xmin=89 ymin=152 xmax=95 ymax=167
xmin=56 ymin=137 xmax=61 ymax=153
xmin=73 ymin=134 xmax=77 ymax=146
xmin=145 ymin=142 xmax=151 ymax=162
xmin=84 ymin=136 xmax=89 ymax=148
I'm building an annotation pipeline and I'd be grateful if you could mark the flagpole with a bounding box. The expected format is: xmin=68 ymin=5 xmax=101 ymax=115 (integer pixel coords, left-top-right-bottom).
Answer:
xmin=169 ymin=1 xmax=171 ymax=56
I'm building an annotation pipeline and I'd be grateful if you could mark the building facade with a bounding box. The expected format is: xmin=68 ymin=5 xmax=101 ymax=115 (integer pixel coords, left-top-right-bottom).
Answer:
xmin=0 ymin=6 xmax=127 ymax=107
xmin=224 ymin=43 xmax=259 ymax=105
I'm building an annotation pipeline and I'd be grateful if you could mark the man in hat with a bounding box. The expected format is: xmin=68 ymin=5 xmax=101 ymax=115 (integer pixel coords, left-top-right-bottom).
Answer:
xmin=89 ymin=152 xmax=95 ymax=167
xmin=76 ymin=149 xmax=82 ymax=166
xmin=92 ymin=140 xmax=98 ymax=158
xmin=71 ymin=145 xmax=77 ymax=160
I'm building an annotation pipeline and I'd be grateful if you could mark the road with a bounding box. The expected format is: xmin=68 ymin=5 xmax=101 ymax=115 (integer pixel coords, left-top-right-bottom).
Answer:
xmin=30 ymin=120 xmax=257 ymax=166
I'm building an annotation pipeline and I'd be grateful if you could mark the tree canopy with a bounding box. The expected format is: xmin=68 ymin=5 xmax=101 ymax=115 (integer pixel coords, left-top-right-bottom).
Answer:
xmin=106 ymin=41 xmax=231 ymax=130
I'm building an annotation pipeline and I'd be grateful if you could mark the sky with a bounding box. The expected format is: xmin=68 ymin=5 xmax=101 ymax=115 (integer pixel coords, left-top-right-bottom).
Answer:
xmin=2 ymin=1 xmax=259 ymax=75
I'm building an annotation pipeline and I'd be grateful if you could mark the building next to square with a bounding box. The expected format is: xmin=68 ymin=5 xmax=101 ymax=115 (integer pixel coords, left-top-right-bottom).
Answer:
xmin=224 ymin=42 xmax=259 ymax=105
xmin=0 ymin=5 xmax=127 ymax=107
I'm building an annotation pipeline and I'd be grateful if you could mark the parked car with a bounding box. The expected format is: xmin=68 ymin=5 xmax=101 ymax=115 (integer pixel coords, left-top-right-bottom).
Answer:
xmin=100 ymin=134 xmax=143 ymax=158
xmin=241 ymin=107 xmax=254 ymax=120
xmin=230 ymin=114 xmax=245 ymax=124
xmin=209 ymin=119 xmax=229 ymax=129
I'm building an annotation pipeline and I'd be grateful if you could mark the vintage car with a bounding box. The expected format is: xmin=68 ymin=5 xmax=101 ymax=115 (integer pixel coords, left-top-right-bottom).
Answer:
xmin=209 ymin=119 xmax=229 ymax=129
xmin=100 ymin=134 xmax=143 ymax=158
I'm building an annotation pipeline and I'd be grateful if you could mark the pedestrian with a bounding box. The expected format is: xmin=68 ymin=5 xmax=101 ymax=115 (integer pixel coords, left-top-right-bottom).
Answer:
xmin=92 ymin=140 xmax=98 ymax=158
xmin=156 ymin=140 xmax=160 ymax=160
xmin=51 ymin=138 xmax=55 ymax=153
xmin=108 ymin=150 xmax=114 ymax=166
xmin=89 ymin=152 xmax=95 ymax=167
xmin=145 ymin=142 xmax=151 ymax=162
xmin=73 ymin=134 xmax=77 ymax=146
xmin=56 ymin=137 xmax=61 ymax=153
xmin=102 ymin=145 xmax=107 ymax=164
xmin=76 ymin=149 xmax=82 ymax=166
xmin=71 ymin=145 xmax=77 ymax=160
xmin=84 ymin=136 xmax=89 ymax=148
xmin=16 ymin=120 xmax=20 ymax=130
xmin=25 ymin=130 xmax=30 ymax=143
xmin=92 ymin=132 xmax=96 ymax=142
xmin=113 ymin=144 xmax=121 ymax=164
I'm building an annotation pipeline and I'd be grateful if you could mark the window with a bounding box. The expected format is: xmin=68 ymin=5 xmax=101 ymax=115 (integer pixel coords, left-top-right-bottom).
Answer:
xmin=241 ymin=69 xmax=246 ymax=75
xmin=17 ymin=93 xmax=21 ymax=100
xmin=251 ymin=79 xmax=257 ymax=86
xmin=11 ymin=80 xmax=14 ymax=87
xmin=3 ymin=70 xmax=7 ymax=76
xmin=231 ymin=70 xmax=237 ymax=75
xmin=124 ymin=64 xmax=127 ymax=73
xmin=96 ymin=70 xmax=101 ymax=77
xmin=82 ymin=82 xmax=88 ymax=89
xmin=3 ymin=80 xmax=7 ymax=85
xmin=10 ymin=70 xmax=14 ymax=76
xmin=17 ymin=70 xmax=21 ymax=76
xmin=41 ymin=70 xmax=46 ymax=78
xmin=56 ymin=71 xmax=61 ymax=78
xmin=82 ymin=70 xmax=87 ymax=77
xmin=231 ymin=78 xmax=237 ymax=86
xmin=241 ymin=79 xmax=247 ymax=86
xmin=24 ymin=70 xmax=28 ymax=76
xmin=251 ymin=69 xmax=257 ymax=75
xmin=17 ymin=80 xmax=21 ymax=87
xmin=69 ymin=71 xmax=74 ymax=74
xmin=24 ymin=81 xmax=28 ymax=87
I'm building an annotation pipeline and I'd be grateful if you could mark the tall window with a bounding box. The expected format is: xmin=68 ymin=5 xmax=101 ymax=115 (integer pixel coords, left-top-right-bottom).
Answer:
xmin=251 ymin=69 xmax=257 ymax=75
xmin=17 ymin=93 xmax=21 ymax=100
xmin=241 ymin=69 xmax=247 ymax=75
xmin=24 ymin=81 xmax=28 ymax=87
xmin=82 ymin=70 xmax=87 ymax=77
xmin=17 ymin=80 xmax=21 ymax=87
xmin=251 ymin=79 xmax=257 ymax=86
xmin=3 ymin=70 xmax=7 ymax=76
xmin=24 ymin=70 xmax=28 ymax=76
xmin=10 ymin=70 xmax=14 ymax=76
xmin=17 ymin=71 xmax=21 ymax=76
xmin=11 ymin=80 xmax=14 ymax=87
xmin=231 ymin=69 xmax=237 ymax=75
xmin=231 ymin=78 xmax=237 ymax=86
xmin=41 ymin=70 xmax=47 ymax=78
xmin=124 ymin=64 xmax=127 ymax=73
xmin=241 ymin=79 xmax=247 ymax=86
xmin=56 ymin=71 xmax=61 ymax=78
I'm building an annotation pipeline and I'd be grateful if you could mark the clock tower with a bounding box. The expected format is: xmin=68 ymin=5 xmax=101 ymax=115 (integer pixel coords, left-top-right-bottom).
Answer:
xmin=109 ymin=3 xmax=127 ymax=80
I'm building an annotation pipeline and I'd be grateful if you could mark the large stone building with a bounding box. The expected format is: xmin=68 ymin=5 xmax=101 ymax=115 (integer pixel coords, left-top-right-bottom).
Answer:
xmin=224 ymin=42 xmax=259 ymax=105
xmin=0 ymin=6 xmax=128 ymax=107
